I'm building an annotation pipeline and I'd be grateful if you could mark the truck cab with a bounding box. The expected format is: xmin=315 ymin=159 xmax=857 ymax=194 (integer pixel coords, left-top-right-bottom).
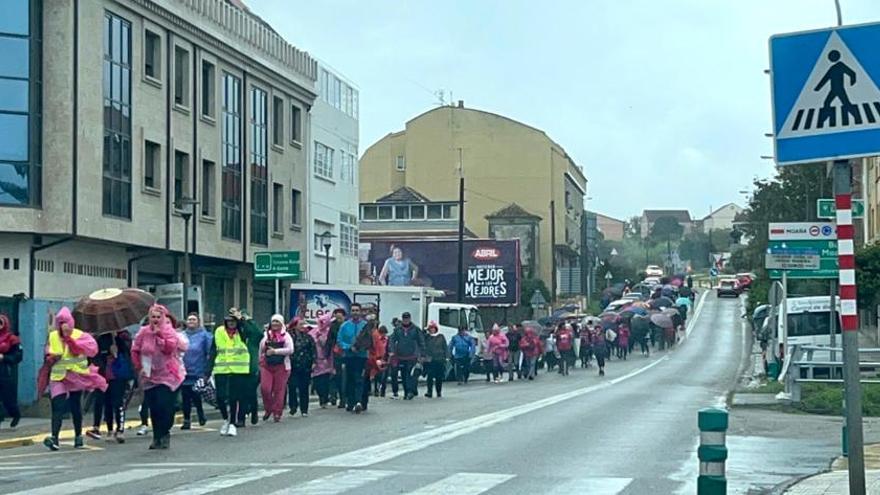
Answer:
xmin=428 ymin=303 xmax=484 ymax=340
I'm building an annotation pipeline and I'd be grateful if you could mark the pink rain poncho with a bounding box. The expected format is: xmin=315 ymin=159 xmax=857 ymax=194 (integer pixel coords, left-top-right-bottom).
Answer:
xmin=309 ymin=313 xmax=335 ymax=377
xmin=46 ymin=307 xmax=108 ymax=399
xmin=131 ymin=305 xmax=187 ymax=391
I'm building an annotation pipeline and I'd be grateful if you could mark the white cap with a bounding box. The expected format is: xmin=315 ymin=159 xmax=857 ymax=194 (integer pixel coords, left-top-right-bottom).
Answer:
xmin=270 ymin=314 xmax=285 ymax=325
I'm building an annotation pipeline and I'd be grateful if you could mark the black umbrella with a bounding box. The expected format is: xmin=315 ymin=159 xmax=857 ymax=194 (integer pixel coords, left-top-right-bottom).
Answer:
xmin=650 ymin=296 xmax=674 ymax=309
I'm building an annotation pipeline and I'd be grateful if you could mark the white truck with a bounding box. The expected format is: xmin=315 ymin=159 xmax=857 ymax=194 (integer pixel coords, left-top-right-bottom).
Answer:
xmin=288 ymin=283 xmax=484 ymax=340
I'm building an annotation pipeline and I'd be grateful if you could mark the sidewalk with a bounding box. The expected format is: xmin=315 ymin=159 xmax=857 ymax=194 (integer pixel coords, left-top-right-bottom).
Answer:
xmin=784 ymin=444 xmax=880 ymax=494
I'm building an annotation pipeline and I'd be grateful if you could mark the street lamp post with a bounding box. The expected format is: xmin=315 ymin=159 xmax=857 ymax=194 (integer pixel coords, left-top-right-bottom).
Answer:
xmin=318 ymin=231 xmax=336 ymax=285
xmin=175 ymin=197 xmax=200 ymax=317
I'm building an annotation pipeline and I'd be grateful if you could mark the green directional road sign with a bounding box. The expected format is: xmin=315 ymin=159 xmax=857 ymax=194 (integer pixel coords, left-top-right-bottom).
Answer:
xmin=817 ymin=198 xmax=864 ymax=219
xmin=254 ymin=251 xmax=301 ymax=280
xmin=767 ymin=240 xmax=837 ymax=279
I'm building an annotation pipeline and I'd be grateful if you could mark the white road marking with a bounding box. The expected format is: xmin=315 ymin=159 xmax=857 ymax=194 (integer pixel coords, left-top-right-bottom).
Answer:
xmin=4 ymin=468 xmax=181 ymax=495
xmin=545 ymin=477 xmax=633 ymax=494
xmin=311 ymin=356 xmax=669 ymax=467
xmin=130 ymin=462 xmax=310 ymax=468
xmin=685 ymin=290 xmax=709 ymax=338
xmin=404 ymin=473 xmax=515 ymax=494
xmin=268 ymin=469 xmax=395 ymax=495
xmin=159 ymin=468 xmax=289 ymax=495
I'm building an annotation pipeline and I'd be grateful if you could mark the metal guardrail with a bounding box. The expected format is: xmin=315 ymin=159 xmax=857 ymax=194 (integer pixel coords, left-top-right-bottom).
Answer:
xmin=782 ymin=344 xmax=880 ymax=402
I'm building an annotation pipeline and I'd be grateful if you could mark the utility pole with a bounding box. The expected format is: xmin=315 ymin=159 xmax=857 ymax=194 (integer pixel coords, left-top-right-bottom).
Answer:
xmin=456 ymin=148 xmax=465 ymax=303
xmin=834 ymin=159 xmax=866 ymax=494
xmin=550 ymin=200 xmax=557 ymax=303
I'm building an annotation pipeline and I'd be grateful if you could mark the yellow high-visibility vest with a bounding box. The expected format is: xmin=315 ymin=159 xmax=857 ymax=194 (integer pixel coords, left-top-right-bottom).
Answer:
xmin=48 ymin=329 xmax=90 ymax=381
xmin=213 ymin=327 xmax=250 ymax=375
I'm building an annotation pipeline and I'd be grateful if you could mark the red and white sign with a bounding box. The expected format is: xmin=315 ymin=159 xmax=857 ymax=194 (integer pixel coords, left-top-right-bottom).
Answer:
xmin=472 ymin=247 xmax=501 ymax=261
xmin=768 ymin=222 xmax=837 ymax=241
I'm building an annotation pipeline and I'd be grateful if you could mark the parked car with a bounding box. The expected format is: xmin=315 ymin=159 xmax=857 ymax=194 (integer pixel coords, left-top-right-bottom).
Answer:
xmin=645 ymin=265 xmax=664 ymax=277
xmin=643 ymin=276 xmax=662 ymax=287
xmin=717 ymin=279 xmax=740 ymax=298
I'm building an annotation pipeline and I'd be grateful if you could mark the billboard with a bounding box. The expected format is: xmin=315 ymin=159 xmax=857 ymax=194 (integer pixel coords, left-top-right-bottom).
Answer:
xmin=289 ymin=289 xmax=352 ymax=321
xmin=359 ymin=239 xmax=521 ymax=306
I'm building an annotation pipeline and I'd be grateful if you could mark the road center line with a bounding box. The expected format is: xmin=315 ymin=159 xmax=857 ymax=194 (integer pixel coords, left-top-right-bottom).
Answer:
xmin=310 ymin=355 xmax=670 ymax=468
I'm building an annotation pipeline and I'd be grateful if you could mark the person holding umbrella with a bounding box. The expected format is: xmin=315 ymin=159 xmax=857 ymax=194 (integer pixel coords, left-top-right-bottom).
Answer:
xmin=86 ymin=329 xmax=132 ymax=443
xmin=237 ymin=309 xmax=263 ymax=427
xmin=131 ymin=305 xmax=187 ymax=450
xmin=0 ymin=314 xmax=22 ymax=429
xmin=208 ymin=308 xmax=250 ymax=437
xmin=42 ymin=307 xmax=107 ymax=451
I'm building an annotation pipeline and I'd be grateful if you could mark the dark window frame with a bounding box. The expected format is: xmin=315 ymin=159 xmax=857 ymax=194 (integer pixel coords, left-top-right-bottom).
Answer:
xmin=272 ymin=95 xmax=283 ymax=147
xmin=143 ymin=140 xmax=160 ymax=190
xmin=290 ymin=104 xmax=301 ymax=143
xmin=201 ymin=59 xmax=215 ymax=119
xmin=249 ymin=86 xmax=268 ymax=246
xmin=143 ymin=29 xmax=160 ymax=80
xmin=201 ymin=158 xmax=215 ymax=217
xmin=221 ymin=72 xmax=242 ymax=240
xmin=102 ymin=11 xmax=132 ymax=219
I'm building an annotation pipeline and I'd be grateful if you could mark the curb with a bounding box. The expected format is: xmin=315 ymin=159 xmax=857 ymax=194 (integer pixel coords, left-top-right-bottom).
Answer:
xmin=0 ymin=437 xmax=35 ymax=449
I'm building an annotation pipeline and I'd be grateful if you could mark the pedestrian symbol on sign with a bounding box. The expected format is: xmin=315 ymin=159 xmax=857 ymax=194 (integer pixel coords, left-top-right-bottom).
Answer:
xmin=779 ymin=32 xmax=880 ymax=138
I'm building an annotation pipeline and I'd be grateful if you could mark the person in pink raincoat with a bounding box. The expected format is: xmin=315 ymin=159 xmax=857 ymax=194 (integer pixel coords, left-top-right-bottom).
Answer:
xmin=309 ymin=313 xmax=335 ymax=408
xmin=258 ymin=314 xmax=294 ymax=422
xmin=42 ymin=307 xmax=107 ymax=451
xmin=486 ymin=324 xmax=509 ymax=383
xmin=131 ymin=304 xmax=187 ymax=450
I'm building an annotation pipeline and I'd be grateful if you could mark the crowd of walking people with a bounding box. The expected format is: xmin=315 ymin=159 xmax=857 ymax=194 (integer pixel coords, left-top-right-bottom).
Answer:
xmin=0 ymin=284 xmax=694 ymax=451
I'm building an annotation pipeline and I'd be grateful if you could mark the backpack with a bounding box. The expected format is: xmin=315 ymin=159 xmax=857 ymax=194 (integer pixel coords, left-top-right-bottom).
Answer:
xmin=452 ymin=335 xmax=472 ymax=356
xmin=354 ymin=327 xmax=373 ymax=352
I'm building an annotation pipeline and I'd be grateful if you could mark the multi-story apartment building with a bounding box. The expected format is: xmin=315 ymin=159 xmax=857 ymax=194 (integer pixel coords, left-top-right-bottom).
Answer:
xmin=0 ymin=0 xmax=317 ymax=325
xmin=308 ymin=62 xmax=359 ymax=285
xmin=359 ymin=102 xmax=588 ymax=296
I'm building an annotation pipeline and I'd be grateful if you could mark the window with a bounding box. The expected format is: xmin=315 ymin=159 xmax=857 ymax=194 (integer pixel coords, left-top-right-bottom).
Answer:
xmin=201 ymin=159 xmax=215 ymax=217
xmin=443 ymin=204 xmax=458 ymax=219
xmin=427 ymin=205 xmax=442 ymax=219
xmin=0 ymin=1 xmax=41 ymax=207
xmin=395 ymin=205 xmax=410 ymax=220
xmin=144 ymin=29 xmax=160 ymax=80
xmin=438 ymin=308 xmax=465 ymax=329
xmin=410 ymin=205 xmax=425 ymax=219
xmin=272 ymin=96 xmax=283 ymax=147
xmin=361 ymin=205 xmax=377 ymax=220
xmin=314 ymin=141 xmax=333 ymax=179
xmin=173 ymin=150 xmax=189 ymax=206
xmin=174 ymin=46 xmax=190 ymax=107
xmin=143 ymin=140 xmax=159 ymax=189
xmin=249 ymin=87 xmax=268 ymax=246
xmin=102 ymin=12 xmax=132 ymax=218
xmin=290 ymin=188 xmax=301 ymax=226
xmin=272 ymin=183 xmax=283 ymax=234
xmin=201 ymin=60 xmax=215 ymax=118
xmin=290 ymin=105 xmax=301 ymax=142
xmin=314 ymin=221 xmax=334 ymax=256
xmin=221 ymin=73 xmax=242 ymax=240
xmin=340 ymin=213 xmax=358 ymax=257
xmin=378 ymin=205 xmax=392 ymax=220
xmin=340 ymin=141 xmax=357 ymax=184
xmin=395 ymin=155 xmax=405 ymax=171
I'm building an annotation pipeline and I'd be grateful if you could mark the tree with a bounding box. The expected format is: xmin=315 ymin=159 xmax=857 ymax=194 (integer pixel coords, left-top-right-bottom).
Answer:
xmin=520 ymin=278 xmax=551 ymax=307
xmin=856 ymin=243 xmax=880 ymax=310
xmin=624 ymin=216 xmax=642 ymax=239
xmin=679 ymin=231 xmax=711 ymax=269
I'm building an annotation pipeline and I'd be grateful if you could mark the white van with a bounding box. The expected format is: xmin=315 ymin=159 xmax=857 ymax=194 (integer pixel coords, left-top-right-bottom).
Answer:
xmin=773 ymin=296 xmax=841 ymax=367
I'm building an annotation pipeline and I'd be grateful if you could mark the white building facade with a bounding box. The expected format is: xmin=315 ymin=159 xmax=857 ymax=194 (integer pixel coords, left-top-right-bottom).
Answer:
xmin=307 ymin=63 xmax=360 ymax=284
xmin=0 ymin=0 xmax=317 ymax=325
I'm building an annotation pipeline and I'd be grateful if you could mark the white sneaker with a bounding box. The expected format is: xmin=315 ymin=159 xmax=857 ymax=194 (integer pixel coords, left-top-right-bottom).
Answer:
xmin=136 ymin=425 xmax=149 ymax=436
xmin=227 ymin=423 xmax=237 ymax=437
xmin=219 ymin=421 xmax=230 ymax=436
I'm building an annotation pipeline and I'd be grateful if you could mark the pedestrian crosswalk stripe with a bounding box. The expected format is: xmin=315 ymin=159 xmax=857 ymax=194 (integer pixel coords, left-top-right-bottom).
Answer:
xmin=4 ymin=468 xmax=181 ymax=495
xmin=267 ymin=469 xmax=396 ymax=495
xmin=544 ymin=477 xmax=633 ymax=494
xmin=404 ymin=473 xmax=515 ymax=495
xmin=159 ymin=468 xmax=290 ymax=495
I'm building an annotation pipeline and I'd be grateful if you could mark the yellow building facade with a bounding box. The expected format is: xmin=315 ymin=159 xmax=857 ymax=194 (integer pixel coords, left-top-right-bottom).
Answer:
xmin=359 ymin=104 xmax=588 ymax=295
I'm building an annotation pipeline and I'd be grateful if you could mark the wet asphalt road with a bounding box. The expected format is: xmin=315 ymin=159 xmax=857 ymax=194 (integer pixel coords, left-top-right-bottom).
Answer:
xmin=0 ymin=292 xmax=755 ymax=495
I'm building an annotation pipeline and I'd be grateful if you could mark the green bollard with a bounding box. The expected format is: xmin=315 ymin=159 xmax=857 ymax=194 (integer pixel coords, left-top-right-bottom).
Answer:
xmin=698 ymin=407 xmax=728 ymax=495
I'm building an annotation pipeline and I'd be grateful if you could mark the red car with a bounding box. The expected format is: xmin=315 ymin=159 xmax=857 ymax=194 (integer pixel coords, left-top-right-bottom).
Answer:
xmin=736 ymin=273 xmax=754 ymax=291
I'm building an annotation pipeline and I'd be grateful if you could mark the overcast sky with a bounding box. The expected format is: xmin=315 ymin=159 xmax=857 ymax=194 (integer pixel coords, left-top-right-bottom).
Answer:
xmin=249 ymin=0 xmax=878 ymax=221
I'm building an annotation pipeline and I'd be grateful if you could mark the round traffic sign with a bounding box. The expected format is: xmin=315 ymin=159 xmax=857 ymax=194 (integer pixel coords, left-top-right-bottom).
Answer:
xmin=809 ymin=226 xmax=820 ymax=236
xmin=821 ymin=225 xmax=833 ymax=236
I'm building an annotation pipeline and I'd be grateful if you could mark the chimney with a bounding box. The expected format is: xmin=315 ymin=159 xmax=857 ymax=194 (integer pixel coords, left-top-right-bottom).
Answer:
xmin=457 ymin=100 xmax=464 ymax=108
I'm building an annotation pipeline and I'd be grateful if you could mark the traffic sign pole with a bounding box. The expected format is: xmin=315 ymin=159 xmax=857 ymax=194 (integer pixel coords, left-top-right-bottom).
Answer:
xmin=834 ymin=159 xmax=866 ymax=494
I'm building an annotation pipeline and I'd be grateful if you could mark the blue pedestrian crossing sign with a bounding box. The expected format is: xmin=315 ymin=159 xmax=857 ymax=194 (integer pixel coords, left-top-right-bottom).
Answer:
xmin=770 ymin=22 xmax=880 ymax=165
